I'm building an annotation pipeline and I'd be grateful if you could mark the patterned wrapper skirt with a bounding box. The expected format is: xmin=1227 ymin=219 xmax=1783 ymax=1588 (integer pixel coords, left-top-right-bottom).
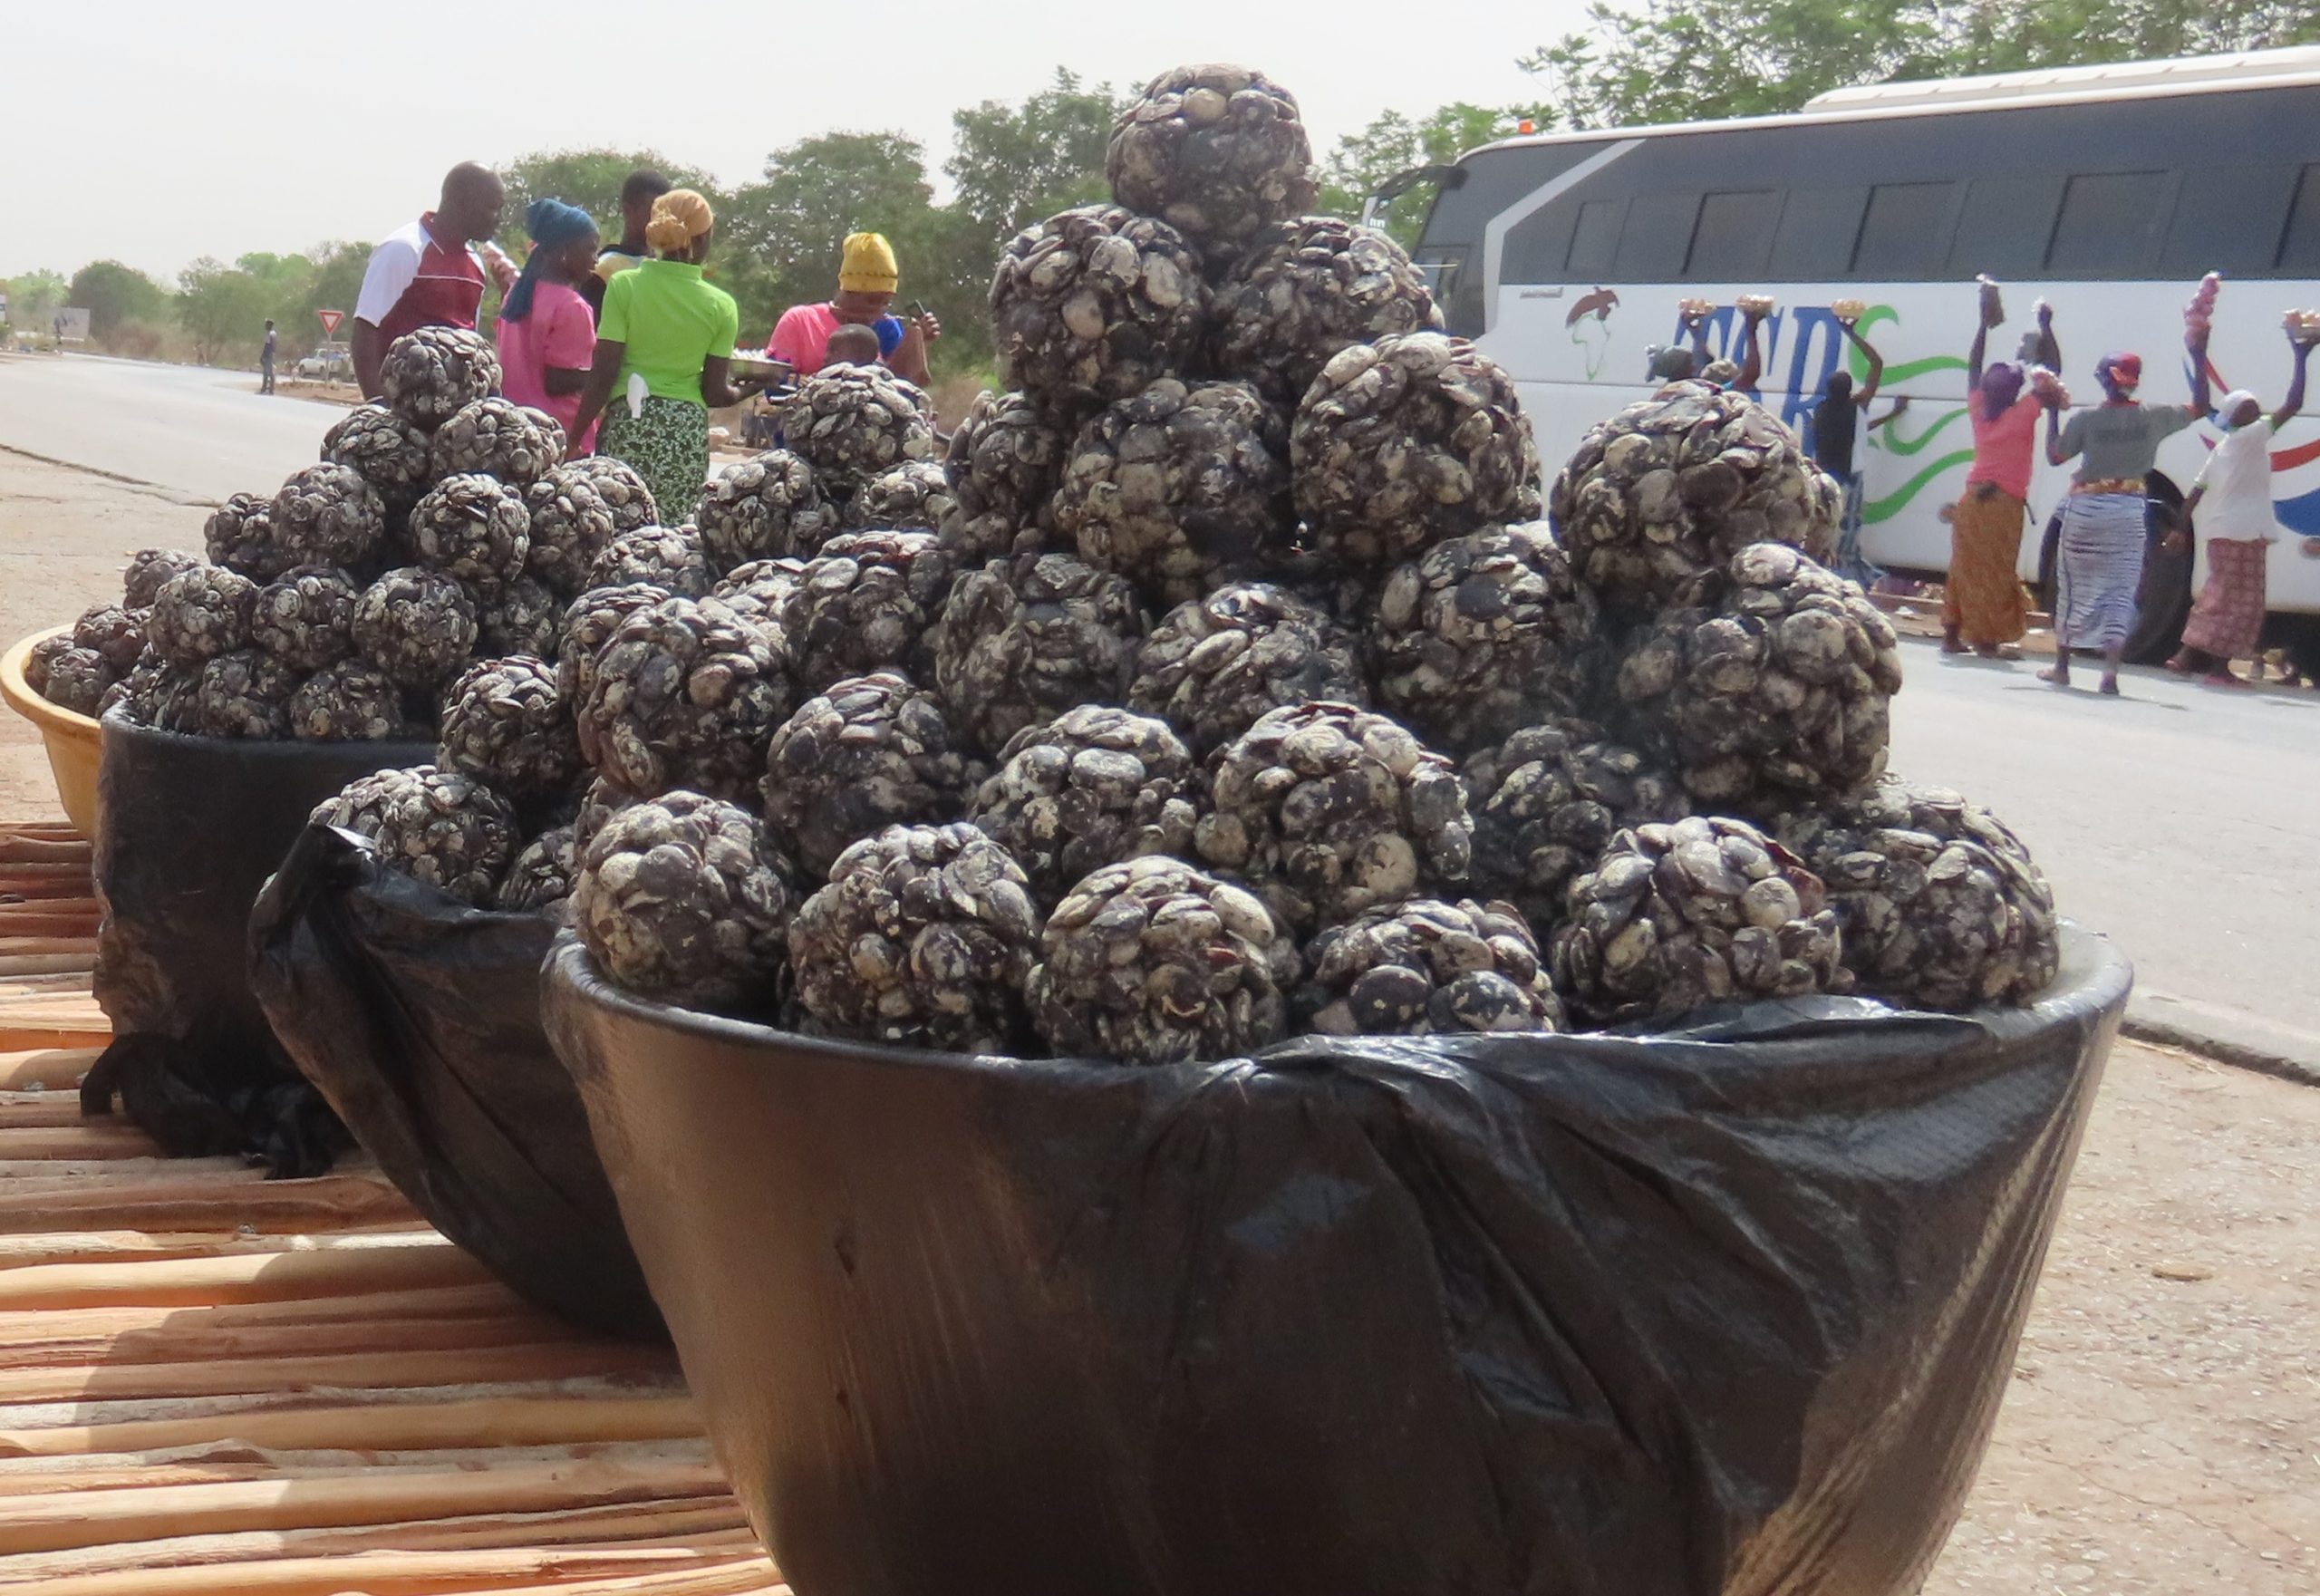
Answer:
xmin=1943 ymin=486 xmax=2029 ymax=645
xmin=598 ymin=395 xmax=710 ymax=527
xmin=2053 ymin=491 xmax=2147 ymax=652
xmin=2180 ymin=537 xmax=2268 ymax=661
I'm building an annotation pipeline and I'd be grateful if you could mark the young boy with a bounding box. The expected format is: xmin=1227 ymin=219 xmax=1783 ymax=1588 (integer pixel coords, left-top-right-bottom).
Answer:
xmin=823 ymin=322 xmax=883 ymax=368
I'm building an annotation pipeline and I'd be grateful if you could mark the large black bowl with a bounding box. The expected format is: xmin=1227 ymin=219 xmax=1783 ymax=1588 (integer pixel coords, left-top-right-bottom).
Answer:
xmin=545 ymin=927 xmax=2131 ymax=1596
xmin=87 ymin=713 xmax=432 ymax=1173
xmin=251 ymin=822 xmax=662 ymax=1340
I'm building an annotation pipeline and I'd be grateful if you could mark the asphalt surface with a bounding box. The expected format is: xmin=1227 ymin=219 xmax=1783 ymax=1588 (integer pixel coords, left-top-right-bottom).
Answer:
xmin=4 ymin=351 xmax=2315 ymax=1070
xmin=1890 ymin=646 xmax=2318 ymax=1077
xmin=0 ymin=353 xmax=328 ymax=504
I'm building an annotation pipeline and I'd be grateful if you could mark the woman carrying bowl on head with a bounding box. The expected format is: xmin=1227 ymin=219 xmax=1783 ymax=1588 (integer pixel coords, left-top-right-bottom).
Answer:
xmin=569 ymin=189 xmax=769 ymax=518
xmin=1945 ymin=280 xmax=2060 ymax=658
xmin=2037 ymin=297 xmax=2213 ymax=695
xmin=2165 ymin=314 xmax=2318 ymax=684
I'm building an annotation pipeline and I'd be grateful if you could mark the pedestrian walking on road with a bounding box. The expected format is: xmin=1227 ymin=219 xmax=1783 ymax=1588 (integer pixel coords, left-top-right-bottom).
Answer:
xmin=1810 ymin=307 xmax=1906 ymax=587
xmin=496 ymin=198 xmax=602 ymax=452
xmin=570 ymin=189 xmax=769 ymax=518
xmin=2039 ymin=314 xmax=2214 ymax=695
xmin=764 ymin=232 xmax=942 ymax=386
xmin=259 ymin=320 xmax=277 ymax=395
xmin=1946 ymin=286 xmax=2059 ymax=657
xmin=584 ymin=169 xmax=671 ymax=315
xmin=351 ymin=163 xmax=517 ymax=400
xmin=2168 ymin=325 xmax=2315 ymax=683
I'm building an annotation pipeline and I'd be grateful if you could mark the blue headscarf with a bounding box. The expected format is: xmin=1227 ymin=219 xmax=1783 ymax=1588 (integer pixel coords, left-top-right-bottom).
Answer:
xmin=500 ymin=198 xmax=597 ymax=324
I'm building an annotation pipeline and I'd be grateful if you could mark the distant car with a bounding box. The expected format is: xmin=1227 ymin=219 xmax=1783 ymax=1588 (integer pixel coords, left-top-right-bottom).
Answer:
xmin=295 ymin=348 xmax=352 ymax=381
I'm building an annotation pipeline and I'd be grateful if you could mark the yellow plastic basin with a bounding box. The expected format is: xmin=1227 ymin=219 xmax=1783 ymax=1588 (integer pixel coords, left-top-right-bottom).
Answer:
xmin=0 ymin=626 xmax=102 ymax=837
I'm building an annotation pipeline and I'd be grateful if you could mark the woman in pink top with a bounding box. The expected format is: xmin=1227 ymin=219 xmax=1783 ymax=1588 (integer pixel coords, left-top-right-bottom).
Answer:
xmin=495 ymin=198 xmax=602 ymax=451
xmin=1945 ymin=283 xmax=2058 ymax=658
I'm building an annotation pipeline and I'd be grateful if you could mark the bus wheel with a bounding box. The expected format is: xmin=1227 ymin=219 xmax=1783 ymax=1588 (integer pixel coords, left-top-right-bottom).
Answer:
xmin=2124 ymin=474 xmax=2191 ymax=666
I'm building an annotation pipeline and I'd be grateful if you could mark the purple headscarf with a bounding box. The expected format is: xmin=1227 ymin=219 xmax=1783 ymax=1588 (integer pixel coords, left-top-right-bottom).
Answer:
xmin=1979 ymin=360 xmax=2025 ymax=421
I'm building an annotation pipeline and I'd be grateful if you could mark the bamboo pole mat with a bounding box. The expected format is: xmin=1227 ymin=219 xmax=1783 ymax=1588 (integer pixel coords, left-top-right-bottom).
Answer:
xmin=0 ymin=824 xmax=783 ymax=1593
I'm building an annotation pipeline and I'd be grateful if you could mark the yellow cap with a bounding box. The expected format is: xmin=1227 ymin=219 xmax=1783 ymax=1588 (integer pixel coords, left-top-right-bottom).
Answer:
xmin=838 ymin=231 xmax=899 ymax=294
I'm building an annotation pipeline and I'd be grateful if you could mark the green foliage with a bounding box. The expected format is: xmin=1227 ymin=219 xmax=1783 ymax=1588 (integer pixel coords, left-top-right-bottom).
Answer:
xmin=945 ymin=69 xmax=1123 ymax=262
xmin=7 ymin=268 xmax=69 ymax=324
xmin=1317 ymin=102 xmax=1552 ymax=246
xmin=1522 ymin=0 xmax=2320 ymax=128
xmin=720 ymin=131 xmax=944 ymax=349
xmin=177 ymin=257 xmax=272 ymax=366
xmin=67 ymin=260 xmax=169 ymax=338
xmin=284 ymin=242 xmax=372 ymax=353
xmin=498 ymin=149 xmax=724 ymax=248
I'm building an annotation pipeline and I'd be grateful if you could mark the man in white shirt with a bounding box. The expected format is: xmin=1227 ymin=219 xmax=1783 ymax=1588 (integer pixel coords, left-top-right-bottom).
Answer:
xmin=352 ymin=162 xmax=511 ymax=399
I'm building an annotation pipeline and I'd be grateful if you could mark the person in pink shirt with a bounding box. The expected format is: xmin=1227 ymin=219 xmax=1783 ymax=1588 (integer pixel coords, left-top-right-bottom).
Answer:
xmin=495 ymin=198 xmax=603 ymax=451
xmin=1945 ymin=283 xmax=2060 ymax=658
xmin=763 ymin=231 xmax=940 ymax=384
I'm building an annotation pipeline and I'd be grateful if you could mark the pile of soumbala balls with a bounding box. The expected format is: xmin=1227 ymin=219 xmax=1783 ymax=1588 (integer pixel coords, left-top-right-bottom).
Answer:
xmin=320 ymin=62 xmax=2055 ymax=1065
xmin=26 ymin=324 xmax=664 ymax=767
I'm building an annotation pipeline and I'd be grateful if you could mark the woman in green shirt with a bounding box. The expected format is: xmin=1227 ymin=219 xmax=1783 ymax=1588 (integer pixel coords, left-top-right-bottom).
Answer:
xmin=572 ymin=189 xmax=766 ymax=523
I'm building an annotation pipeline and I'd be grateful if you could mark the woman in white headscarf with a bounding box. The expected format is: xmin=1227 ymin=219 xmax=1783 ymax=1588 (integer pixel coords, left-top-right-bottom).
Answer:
xmin=2168 ymin=325 xmax=2316 ymax=683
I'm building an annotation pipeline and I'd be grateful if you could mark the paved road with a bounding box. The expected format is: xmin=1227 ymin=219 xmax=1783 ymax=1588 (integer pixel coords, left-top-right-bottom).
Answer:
xmin=1890 ymin=646 xmax=2318 ymax=1069
xmin=0 ymin=353 xmax=329 ymax=505
xmin=5 ymin=351 xmax=2315 ymax=1064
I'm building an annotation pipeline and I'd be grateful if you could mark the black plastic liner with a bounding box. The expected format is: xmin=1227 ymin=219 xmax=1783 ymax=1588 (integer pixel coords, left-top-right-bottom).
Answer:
xmin=546 ymin=926 xmax=2131 ymax=1596
xmin=249 ymin=823 xmax=663 ymax=1340
xmin=85 ymin=715 xmax=433 ymax=1175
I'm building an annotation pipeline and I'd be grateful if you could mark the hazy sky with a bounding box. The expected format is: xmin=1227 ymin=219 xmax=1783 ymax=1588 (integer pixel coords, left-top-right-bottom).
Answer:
xmin=0 ymin=0 xmax=1581 ymax=283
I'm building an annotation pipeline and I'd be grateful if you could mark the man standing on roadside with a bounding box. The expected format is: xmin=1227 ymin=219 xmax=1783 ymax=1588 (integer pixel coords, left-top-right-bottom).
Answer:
xmin=351 ymin=162 xmax=514 ymax=399
xmin=583 ymin=169 xmax=672 ymax=315
xmin=260 ymin=320 xmax=277 ymax=394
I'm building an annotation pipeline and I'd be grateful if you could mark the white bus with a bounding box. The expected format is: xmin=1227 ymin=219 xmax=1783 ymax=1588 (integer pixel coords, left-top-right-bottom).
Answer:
xmin=1401 ymin=47 xmax=2320 ymax=664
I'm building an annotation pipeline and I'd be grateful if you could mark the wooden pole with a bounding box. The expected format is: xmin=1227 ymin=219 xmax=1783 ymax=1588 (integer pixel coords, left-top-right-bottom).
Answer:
xmin=0 ymin=1392 xmax=704 ymax=1457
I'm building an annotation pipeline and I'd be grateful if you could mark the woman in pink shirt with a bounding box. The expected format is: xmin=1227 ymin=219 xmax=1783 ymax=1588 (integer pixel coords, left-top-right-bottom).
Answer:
xmin=1945 ymin=283 xmax=2058 ymax=658
xmin=495 ymin=198 xmax=602 ymax=452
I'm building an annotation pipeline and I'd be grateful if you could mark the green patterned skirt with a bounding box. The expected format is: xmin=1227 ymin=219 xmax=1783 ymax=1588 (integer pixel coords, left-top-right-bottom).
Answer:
xmin=598 ymin=395 xmax=709 ymax=527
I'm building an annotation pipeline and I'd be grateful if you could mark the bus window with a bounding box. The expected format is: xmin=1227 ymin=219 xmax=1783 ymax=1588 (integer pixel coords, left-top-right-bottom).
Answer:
xmin=1566 ymin=198 xmax=1626 ymax=277
xmin=2047 ymin=171 xmax=2173 ymax=275
xmin=1501 ymin=205 xmax=1577 ymax=286
xmin=2280 ymin=164 xmax=2320 ymax=271
xmin=2164 ymin=166 xmax=2296 ymax=276
xmin=1687 ymin=190 xmax=1781 ymax=279
xmin=1771 ymin=187 xmax=1867 ymax=278
xmin=1614 ymin=192 xmax=1701 ymax=279
xmin=1946 ymin=175 xmax=2064 ymax=279
xmin=1853 ymin=181 xmax=1957 ymax=276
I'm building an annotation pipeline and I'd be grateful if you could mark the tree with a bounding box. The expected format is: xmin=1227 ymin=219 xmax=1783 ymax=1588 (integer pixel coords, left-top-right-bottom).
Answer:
xmin=1522 ymin=0 xmax=2320 ymax=129
xmin=1318 ymin=102 xmax=1552 ymax=247
xmin=720 ymin=131 xmax=939 ymax=343
xmin=275 ymin=241 xmax=371 ymax=355
xmin=67 ymin=260 xmax=169 ymax=338
xmin=5 ymin=268 xmax=68 ymax=334
xmin=945 ymin=70 xmax=1123 ymax=261
xmin=177 ymin=257 xmax=269 ymax=366
xmin=497 ymin=148 xmax=723 ymax=248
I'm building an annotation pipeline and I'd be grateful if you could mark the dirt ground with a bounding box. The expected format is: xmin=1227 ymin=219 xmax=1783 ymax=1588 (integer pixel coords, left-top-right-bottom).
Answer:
xmin=0 ymin=450 xmax=213 ymax=817
xmin=1 ymin=451 xmax=2315 ymax=1587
